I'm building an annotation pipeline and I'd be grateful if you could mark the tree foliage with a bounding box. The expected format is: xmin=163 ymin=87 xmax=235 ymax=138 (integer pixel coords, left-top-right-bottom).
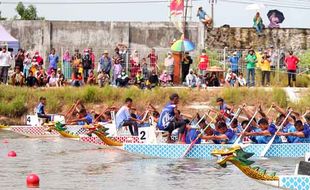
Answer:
xmin=15 ymin=2 xmax=44 ymax=20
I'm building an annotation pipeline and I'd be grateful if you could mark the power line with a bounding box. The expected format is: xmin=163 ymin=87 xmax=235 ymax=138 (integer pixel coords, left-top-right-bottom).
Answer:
xmin=0 ymin=0 xmax=171 ymax=5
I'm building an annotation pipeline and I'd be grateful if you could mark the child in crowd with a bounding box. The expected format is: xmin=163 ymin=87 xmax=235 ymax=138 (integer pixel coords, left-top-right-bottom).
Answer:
xmin=198 ymin=49 xmax=209 ymax=76
xmin=26 ymin=70 xmax=37 ymax=87
xmin=159 ymin=70 xmax=172 ymax=87
xmin=147 ymin=69 xmax=159 ymax=89
xmin=47 ymin=70 xmax=58 ymax=87
xmin=97 ymin=71 xmax=110 ymax=88
xmin=11 ymin=66 xmax=25 ymax=86
xmin=135 ymin=70 xmax=145 ymax=89
xmin=141 ymin=58 xmax=149 ymax=80
xmin=237 ymin=73 xmax=247 ymax=87
xmin=71 ymin=71 xmax=83 ymax=87
xmin=225 ymin=69 xmax=237 ymax=87
xmin=87 ymin=70 xmax=96 ymax=85
xmin=57 ymin=68 xmax=65 ymax=87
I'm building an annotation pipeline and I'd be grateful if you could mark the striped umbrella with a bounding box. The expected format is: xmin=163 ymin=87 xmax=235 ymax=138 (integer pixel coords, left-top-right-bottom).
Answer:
xmin=171 ymin=39 xmax=195 ymax=52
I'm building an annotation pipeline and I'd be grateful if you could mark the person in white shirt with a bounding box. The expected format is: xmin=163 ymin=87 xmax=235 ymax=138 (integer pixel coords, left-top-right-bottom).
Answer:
xmin=225 ymin=69 xmax=238 ymax=87
xmin=0 ymin=47 xmax=13 ymax=84
xmin=185 ymin=69 xmax=198 ymax=88
xmin=237 ymin=73 xmax=247 ymax=87
xmin=47 ymin=70 xmax=58 ymax=87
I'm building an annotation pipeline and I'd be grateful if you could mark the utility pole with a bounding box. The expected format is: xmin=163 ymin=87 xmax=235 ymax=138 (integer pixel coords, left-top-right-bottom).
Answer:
xmin=209 ymin=0 xmax=217 ymax=27
xmin=183 ymin=0 xmax=189 ymax=38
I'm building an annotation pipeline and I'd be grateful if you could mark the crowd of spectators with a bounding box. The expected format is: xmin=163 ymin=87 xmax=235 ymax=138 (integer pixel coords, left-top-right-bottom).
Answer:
xmin=0 ymin=43 xmax=302 ymax=89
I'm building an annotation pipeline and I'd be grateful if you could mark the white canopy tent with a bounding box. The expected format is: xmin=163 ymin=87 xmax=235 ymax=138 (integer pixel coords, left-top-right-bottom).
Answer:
xmin=0 ymin=24 xmax=20 ymax=53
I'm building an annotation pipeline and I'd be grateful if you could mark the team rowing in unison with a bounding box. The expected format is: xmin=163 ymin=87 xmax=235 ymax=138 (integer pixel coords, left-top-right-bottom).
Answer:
xmin=36 ymin=93 xmax=310 ymax=145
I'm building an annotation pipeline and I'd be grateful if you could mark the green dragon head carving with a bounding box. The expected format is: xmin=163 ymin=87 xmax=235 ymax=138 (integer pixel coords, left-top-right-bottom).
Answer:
xmin=211 ymin=146 xmax=255 ymax=168
xmin=87 ymin=124 xmax=110 ymax=136
xmin=54 ymin=121 xmax=67 ymax=131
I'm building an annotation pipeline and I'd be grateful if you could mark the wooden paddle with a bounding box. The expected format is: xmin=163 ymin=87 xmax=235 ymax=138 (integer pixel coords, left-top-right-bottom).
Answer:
xmin=260 ymin=110 xmax=292 ymax=157
xmin=65 ymin=100 xmax=81 ymax=121
xmin=181 ymin=114 xmax=216 ymax=158
xmin=233 ymin=109 xmax=259 ymax=146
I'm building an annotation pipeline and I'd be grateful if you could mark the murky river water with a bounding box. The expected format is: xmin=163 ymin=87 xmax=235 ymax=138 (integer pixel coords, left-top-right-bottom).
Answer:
xmin=0 ymin=130 xmax=301 ymax=190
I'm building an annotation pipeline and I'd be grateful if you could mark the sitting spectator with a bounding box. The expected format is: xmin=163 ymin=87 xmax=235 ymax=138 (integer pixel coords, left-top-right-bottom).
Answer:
xmin=237 ymin=73 xmax=247 ymax=87
xmin=159 ymin=70 xmax=172 ymax=87
xmin=197 ymin=7 xmax=212 ymax=28
xmin=148 ymin=70 xmax=159 ymax=89
xmin=36 ymin=67 xmax=48 ymax=87
xmin=97 ymin=71 xmax=110 ymax=88
xmin=135 ymin=70 xmax=145 ymax=89
xmin=116 ymin=71 xmax=129 ymax=87
xmin=225 ymin=69 xmax=238 ymax=87
xmin=208 ymin=72 xmax=220 ymax=87
xmin=87 ymin=70 xmax=96 ymax=85
xmin=47 ymin=70 xmax=58 ymax=87
xmin=141 ymin=58 xmax=149 ymax=80
xmin=253 ymin=12 xmax=263 ymax=36
xmin=11 ymin=66 xmax=25 ymax=86
xmin=57 ymin=68 xmax=65 ymax=87
xmin=71 ymin=71 xmax=83 ymax=87
xmin=185 ymin=69 xmax=198 ymax=88
xmin=26 ymin=70 xmax=37 ymax=87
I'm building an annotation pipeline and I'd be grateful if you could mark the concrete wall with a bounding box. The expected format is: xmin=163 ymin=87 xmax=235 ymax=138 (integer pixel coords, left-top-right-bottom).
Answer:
xmin=1 ymin=21 xmax=310 ymax=56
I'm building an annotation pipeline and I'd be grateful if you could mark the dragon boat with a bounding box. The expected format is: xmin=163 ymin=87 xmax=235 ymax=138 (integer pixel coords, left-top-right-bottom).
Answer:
xmin=211 ymin=146 xmax=310 ymax=190
xmin=84 ymin=126 xmax=310 ymax=159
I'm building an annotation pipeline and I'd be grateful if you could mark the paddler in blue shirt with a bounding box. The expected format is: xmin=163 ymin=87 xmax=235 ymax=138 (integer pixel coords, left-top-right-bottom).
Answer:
xmin=157 ymin=93 xmax=186 ymax=143
xmin=67 ymin=108 xmax=93 ymax=125
xmin=277 ymin=120 xmax=310 ymax=143
xmin=36 ymin=97 xmax=52 ymax=122
xmin=242 ymin=118 xmax=282 ymax=144
xmin=201 ymin=121 xmax=237 ymax=144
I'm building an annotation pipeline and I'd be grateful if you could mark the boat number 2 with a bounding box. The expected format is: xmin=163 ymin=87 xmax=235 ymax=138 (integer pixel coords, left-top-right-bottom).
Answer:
xmin=140 ymin=131 xmax=146 ymax=140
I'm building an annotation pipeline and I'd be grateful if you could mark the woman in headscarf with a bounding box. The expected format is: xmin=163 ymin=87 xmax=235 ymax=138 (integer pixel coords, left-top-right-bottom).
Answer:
xmin=23 ymin=52 xmax=31 ymax=78
xmin=62 ymin=50 xmax=72 ymax=80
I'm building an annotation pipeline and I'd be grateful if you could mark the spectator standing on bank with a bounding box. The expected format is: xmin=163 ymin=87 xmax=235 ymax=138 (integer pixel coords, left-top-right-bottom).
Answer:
xmin=48 ymin=48 xmax=59 ymax=74
xmin=181 ymin=52 xmax=193 ymax=82
xmin=198 ymin=49 xmax=209 ymax=76
xmin=82 ymin=49 xmax=93 ymax=82
xmin=0 ymin=46 xmax=12 ymax=84
xmin=164 ymin=52 xmax=174 ymax=82
xmin=253 ymin=12 xmax=263 ymax=36
xmin=15 ymin=48 xmax=25 ymax=71
xmin=23 ymin=52 xmax=31 ymax=78
xmin=285 ymin=51 xmax=299 ymax=87
xmin=268 ymin=46 xmax=278 ymax=76
xmin=229 ymin=51 xmax=239 ymax=75
xmin=260 ymin=51 xmax=271 ymax=86
xmin=147 ymin=48 xmax=158 ymax=72
xmin=62 ymin=50 xmax=72 ymax=80
xmin=72 ymin=49 xmax=82 ymax=70
xmin=245 ymin=49 xmax=257 ymax=87
xmin=130 ymin=50 xmax=140 ymax=78
xmin=141 ymin=58 xmax=149 ymax=80
xmin=89 ymin=48 xmax=96 ymax=69
xmin=98 ymin=50 xmax=112 ymax=77
xmin=119 ymin=45 xmax=128 ymax=69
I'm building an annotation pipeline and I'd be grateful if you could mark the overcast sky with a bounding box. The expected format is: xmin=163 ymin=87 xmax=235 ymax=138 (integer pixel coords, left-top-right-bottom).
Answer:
xmin=0 ymin=0 xmax=309 ymax=28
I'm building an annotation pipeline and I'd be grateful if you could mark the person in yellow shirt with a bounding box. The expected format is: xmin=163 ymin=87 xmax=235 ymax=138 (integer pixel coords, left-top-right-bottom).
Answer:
xmin=260 ymin=51 xmax=271 ymax=86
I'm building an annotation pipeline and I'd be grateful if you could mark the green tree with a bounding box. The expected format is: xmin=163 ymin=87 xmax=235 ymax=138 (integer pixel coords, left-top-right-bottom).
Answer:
xmin=15 ymin=2 xmax=44 ymax=20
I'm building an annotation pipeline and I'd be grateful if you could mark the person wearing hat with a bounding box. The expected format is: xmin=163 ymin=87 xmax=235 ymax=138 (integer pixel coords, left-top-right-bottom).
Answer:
xmin=185 ymin=68 xmax=198 ymax=88
xmin=56 ymin=68 xmax=65 ymax=87
xmin=245 ymin=49 xmax=257 ymax=87
xmin=164 ymin=51 xmax=174 ymax=82
xmin=98 ymin=50 xmax=112 ymax=77
xmin=285 ymin=51 xmax=299 ymax=87
xmin=229 ymin=51 xmax=240 ymax=75
xmin=159 ymin=70 xmax=172 ymax=87
xmin=181 ymin=52 xmax=193 ymax=83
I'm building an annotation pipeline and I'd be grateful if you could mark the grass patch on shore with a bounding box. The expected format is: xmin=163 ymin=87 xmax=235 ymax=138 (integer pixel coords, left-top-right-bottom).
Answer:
xmin=0 ymin=85 xmax=308 ymax=124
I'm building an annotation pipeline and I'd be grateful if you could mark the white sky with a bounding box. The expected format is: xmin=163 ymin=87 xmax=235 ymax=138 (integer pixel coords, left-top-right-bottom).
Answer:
xmin=0 ymin=0 xmax=310 ymax=28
